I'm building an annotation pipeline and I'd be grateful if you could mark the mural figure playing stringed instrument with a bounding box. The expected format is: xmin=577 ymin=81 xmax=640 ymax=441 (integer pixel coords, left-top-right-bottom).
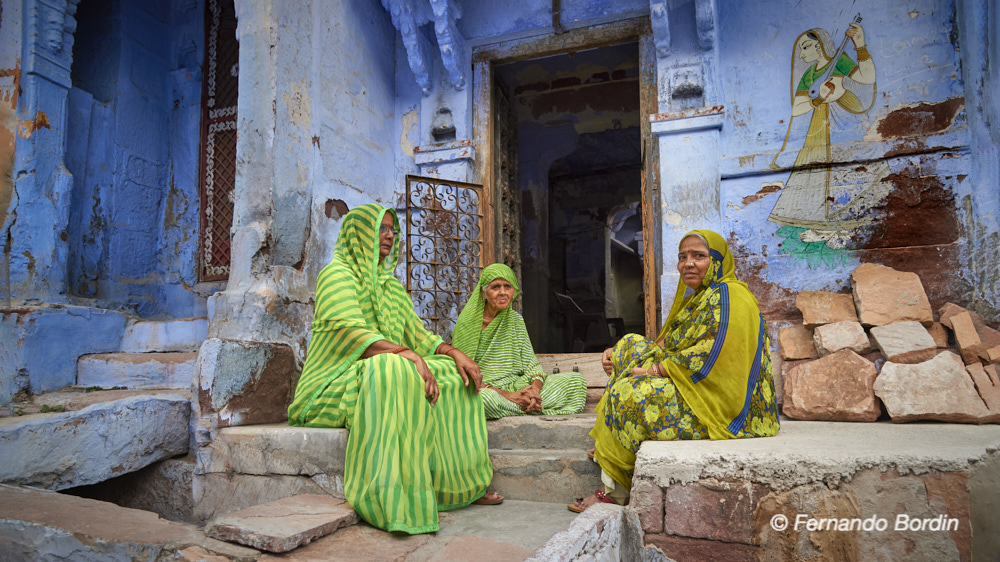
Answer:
xmin=769 ymin=14 xmax=890 ymax=254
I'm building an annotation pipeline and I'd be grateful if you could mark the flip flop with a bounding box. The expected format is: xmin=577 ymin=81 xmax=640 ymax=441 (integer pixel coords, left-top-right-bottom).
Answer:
xmin=567 ymin=489 xmax=617 ymax=513
xmin=472 ymin=491 xmax=504 ymax=505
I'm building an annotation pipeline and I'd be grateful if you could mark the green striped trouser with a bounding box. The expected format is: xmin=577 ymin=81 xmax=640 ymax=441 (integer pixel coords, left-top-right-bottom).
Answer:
xmin=308 ymin=353 xmax=492 ymax=534
xmin=481 ymin=371 xmax=588 ymax=419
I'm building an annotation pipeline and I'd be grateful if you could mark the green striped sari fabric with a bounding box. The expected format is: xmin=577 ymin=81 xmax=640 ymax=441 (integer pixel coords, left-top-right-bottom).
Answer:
xmin=453 ymin=263 xmax=587 ymax=419
xmin=288 ymin=204 xmax=492 ymax=534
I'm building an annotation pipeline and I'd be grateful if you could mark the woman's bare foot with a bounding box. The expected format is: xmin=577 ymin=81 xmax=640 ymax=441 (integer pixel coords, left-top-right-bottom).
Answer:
xmin=587 ymin=447 xmax=596 ymax=460
xmin=472 ymin=490 xmax=504 ymax=505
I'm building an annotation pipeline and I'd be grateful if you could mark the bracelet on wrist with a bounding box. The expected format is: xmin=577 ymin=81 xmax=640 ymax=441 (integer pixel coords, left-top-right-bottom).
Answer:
xmin=389 ymin=346 xmax=408 ymax=354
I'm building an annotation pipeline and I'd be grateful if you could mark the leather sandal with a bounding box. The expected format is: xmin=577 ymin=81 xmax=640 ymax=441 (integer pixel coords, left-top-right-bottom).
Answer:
xmin=567 ymin=489 xmax=617 ymax=513
xmin=472 ymin=491 xmax=504 ymax=505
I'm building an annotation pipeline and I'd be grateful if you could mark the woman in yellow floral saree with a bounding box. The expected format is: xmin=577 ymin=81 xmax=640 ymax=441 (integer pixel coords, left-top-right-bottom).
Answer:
xmin=571 ymin=230 xmax=779 ymax=511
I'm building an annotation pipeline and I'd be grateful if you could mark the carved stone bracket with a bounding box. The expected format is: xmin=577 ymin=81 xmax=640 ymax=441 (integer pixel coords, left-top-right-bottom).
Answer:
xmin=383 ymin=0 xmax=469 ymax=95
xmin=24 ymin=0 xmax=81 ymax=88
xmin=695 ymin=0 xmax=716 ymax=51
xmin=649 ymin=0 xmax=670 ymax=58
xmin=382 ymin=0 xmax=434 ymax=95
xmin=429 ymin=0 xmax=469 ymax=90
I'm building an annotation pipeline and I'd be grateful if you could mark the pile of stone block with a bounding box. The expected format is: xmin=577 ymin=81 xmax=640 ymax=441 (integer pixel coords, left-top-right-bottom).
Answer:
xmin=778 ymin=263 xmax=1000 ymax=423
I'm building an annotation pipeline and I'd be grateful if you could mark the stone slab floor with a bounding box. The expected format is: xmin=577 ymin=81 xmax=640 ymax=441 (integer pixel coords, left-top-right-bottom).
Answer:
xmin=258 ymin=500 xmax=579 ymax=561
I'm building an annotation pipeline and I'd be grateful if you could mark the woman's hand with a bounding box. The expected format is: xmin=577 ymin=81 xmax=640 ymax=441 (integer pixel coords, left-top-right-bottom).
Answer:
xmin=601 ymin=347 xmax=614 ymax=376
xmin=630 ymin=362 xmax=668 ymax=379
xmin=400 ymin=349 xmax=440 ymax=405
xmin=845 ymin=23 xmax=865 ymax=49
xmin=497 ymin=388 xmax=542 ymax=413
xmin=448 ymin=349 xmax=483 ymax=393
xmin=522 ymin=382 xmax=543 ymax=413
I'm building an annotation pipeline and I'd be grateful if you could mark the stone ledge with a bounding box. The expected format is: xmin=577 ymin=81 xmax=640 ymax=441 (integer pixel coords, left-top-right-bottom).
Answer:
xmin=0 ymin=395 xmax=191 ymax=490
xmin=632 ymin=419 xmax=1000 ymax=561
xmin=0 ymin=484 xmax=258 ymax=561
xmin=199 ymin=423 xmax=348 ymax=476
xmin=635 ymin=419 xmax=1000 ymax=491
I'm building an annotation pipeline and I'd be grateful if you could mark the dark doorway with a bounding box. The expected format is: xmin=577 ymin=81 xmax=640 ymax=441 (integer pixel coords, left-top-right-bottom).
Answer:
xmin=495 ymin=42 xmax=644 ymax=353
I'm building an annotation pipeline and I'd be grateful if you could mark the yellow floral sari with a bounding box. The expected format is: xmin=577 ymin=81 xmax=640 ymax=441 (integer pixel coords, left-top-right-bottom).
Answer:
xmin=591 ymin=230 xmax=780 ymax=494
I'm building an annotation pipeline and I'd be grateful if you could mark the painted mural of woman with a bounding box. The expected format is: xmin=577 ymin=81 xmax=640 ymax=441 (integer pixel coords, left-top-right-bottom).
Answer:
xmin=769 ymin=18 xmax=890 ymax=252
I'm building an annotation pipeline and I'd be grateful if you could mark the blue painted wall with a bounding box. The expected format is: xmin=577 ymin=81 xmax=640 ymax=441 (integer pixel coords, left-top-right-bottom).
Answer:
xmin=65 ymin=0 xmax=206 ymax=318
xmin=709 ymin=0 xmax=982 ymax=319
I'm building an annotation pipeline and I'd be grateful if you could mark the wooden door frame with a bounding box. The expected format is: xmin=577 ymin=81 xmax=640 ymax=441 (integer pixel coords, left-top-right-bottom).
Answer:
xmin=471 ymin=16 xmax=660 ymax=339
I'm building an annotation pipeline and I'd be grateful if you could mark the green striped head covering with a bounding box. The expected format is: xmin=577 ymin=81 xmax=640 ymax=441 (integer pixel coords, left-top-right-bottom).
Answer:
xmin=289 ymin=203 xmax=442 ymax=424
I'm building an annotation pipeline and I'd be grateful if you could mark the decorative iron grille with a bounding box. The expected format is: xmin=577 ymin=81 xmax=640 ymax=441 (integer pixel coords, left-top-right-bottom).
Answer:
xmin=199 ymin=0 xmax=238 ymax=281
xmin=405 ymin=175 xmax=483 ymax=341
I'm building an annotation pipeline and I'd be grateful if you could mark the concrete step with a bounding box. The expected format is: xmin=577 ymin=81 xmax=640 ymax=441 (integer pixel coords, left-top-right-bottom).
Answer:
xmin=120 ymin=316 xmax=208 ymax=353
xmin=0 ymin=394 xmax=191 ymax=491
xmin=0 ymin=484 xmax=258 ymax=560
xmin=488 ymin=448 xmax=602 ymax=504
xmin=78 ymin=352 xmax=197 ymax=389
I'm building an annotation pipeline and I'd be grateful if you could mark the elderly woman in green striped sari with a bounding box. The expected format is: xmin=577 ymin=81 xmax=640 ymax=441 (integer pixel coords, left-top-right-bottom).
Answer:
xmin=288 ymin=204 xmax=502 ymax=535
xmin=453 ymin=263 xmax=587 ymax=419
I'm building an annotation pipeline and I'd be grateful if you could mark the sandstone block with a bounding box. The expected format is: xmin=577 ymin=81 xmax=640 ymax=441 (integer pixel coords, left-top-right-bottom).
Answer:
xmin=967 ymin=363 xmax=1000 ymax=413
xmin=950 ymin=311 xmax=983 ymax=365
xmin=938 ymin=303 xmax=1000 ymax=349
xmin=795 ymin=291 xmax=859 ymax=327
xmin=0 ymin=395 xmax=190 ymax=490
xmin=979 ymin=345 xmax=1000 ymax=364
xmin=813 ymin=321 xmax=871 ymax=356
xmin=197 ymin=339 xmax=299 ymax=428
xmin=782 ymin=350 xmax=880 ymax=422
xmin=777 ymin=325 xmax=817 ymax=360
xmin=850 ymin=263 xmax=933 ymax=327
xmin=206 ymin=494 xmax=357 ymax=553
xmin=662 ymin=478 xmax=758 ymax=544
xmin=874 ymin=352 xmax=995 ymax=423
xmin=869 ymin=321 xmax=939 ymax=364
xmin=926 ymin=322 xmax=950 ymax=348
xmin=630 ymin=477 xmax=664 ymax=534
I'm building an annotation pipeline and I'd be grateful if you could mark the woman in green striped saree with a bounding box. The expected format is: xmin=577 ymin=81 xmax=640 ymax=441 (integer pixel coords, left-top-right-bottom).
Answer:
xmin=452 ymin=263 xmax=587 ymax=419
xmin=288 ymin=204 xmax=502 ymax=535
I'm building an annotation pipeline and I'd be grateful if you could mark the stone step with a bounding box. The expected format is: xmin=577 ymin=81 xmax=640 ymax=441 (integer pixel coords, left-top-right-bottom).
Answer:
xmin=78 ymin=352 xmax=197 ymax=389
xmin=488 ymin=448 xmax=602 ymax=504
xmin=0 ymin=394 xmax=190 ymax=491
xmin=488 ymin=413 xmax=596 ymax=451
xmin=120 ymin=316 xmax=208 ymax=353
xmin=0 ymin=484 xmax=257 ymax=560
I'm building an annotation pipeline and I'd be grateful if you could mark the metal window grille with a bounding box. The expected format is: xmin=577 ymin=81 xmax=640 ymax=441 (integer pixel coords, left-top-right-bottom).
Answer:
xmin=404 ymin=175 xmax=483 ymax=341
xmin=198 ymin=0 xmax=238 ymax=281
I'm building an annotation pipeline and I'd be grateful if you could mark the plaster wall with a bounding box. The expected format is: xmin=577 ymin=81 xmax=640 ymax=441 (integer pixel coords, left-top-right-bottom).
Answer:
xmin=209 ymin=0 xmax=399 ymax=358
xmin=0 ymin=0 xmax=22 ymax=245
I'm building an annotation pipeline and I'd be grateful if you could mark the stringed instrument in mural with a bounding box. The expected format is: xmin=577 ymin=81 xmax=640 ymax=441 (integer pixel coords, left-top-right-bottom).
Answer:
xmin=808 ymin=13 xmax=862 ymax=100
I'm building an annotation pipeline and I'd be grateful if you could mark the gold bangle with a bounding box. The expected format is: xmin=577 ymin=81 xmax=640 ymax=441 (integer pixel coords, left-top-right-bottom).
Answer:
xmin=810 ymin=96 xmax=823 ymax=108
xmin=856 ymin=46 xmax=870 ymax=61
